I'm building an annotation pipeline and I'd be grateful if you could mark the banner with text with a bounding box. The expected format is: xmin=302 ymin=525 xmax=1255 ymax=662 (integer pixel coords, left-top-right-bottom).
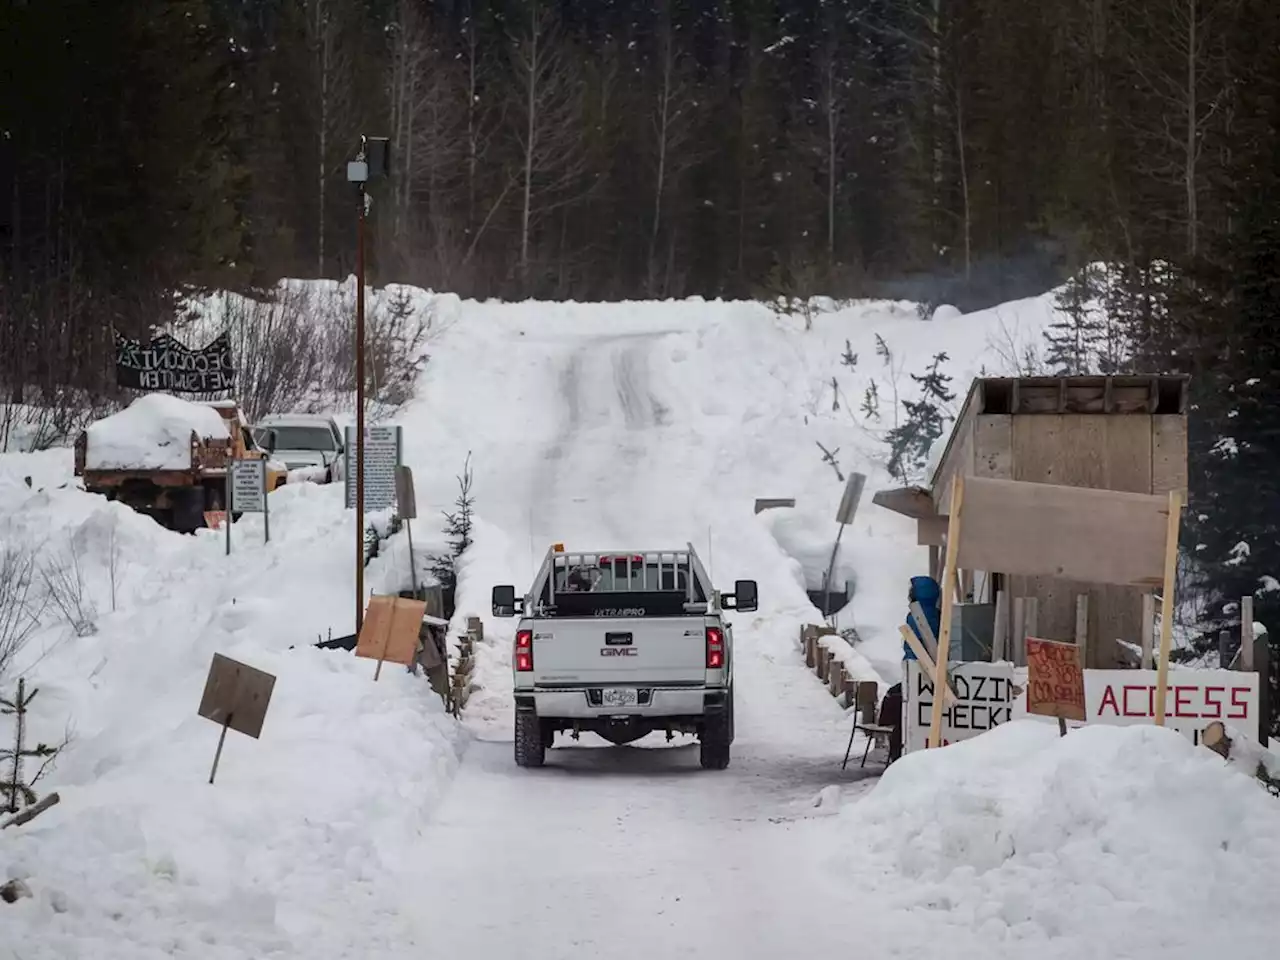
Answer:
xmin=115 ymin=331 xmax=235 ymax=393
xmin=904 ymin=661 xmax=1259 ymax=752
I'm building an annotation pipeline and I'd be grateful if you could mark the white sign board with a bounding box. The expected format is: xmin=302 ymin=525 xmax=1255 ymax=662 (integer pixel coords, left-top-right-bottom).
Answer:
xmin=904 ymin=660 xmax=1259 ymax=752
xmin=229 ymin=459 xmax=266 ymax=513
xmin=344 ymin=425 xmax=402 ymax=511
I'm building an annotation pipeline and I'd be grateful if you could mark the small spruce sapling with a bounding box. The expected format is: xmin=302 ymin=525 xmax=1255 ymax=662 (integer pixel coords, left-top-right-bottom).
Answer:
xmin=885 ymin=352 xmax=956 ymax=486
xmin=429 ymin=453 xmax=476 ymax=594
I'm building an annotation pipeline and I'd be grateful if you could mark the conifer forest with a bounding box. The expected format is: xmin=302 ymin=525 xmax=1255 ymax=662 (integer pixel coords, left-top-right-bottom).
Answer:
xmin=2 ymin=0 xmax=1279 ymax=677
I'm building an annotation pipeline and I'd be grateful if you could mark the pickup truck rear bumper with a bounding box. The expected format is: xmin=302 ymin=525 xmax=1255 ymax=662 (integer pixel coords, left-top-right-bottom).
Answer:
xmin=517 ymin=685 xmax=727 ymax=720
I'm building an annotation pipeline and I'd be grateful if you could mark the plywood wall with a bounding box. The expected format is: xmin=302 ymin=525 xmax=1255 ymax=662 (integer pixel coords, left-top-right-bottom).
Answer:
xmin=964 ymin=412 xmax=1187 ymax=668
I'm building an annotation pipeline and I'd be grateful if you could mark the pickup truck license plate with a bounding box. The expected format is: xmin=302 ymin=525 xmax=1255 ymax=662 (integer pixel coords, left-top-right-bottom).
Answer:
xmin=601 ymin=688 xmax=638 ymax=708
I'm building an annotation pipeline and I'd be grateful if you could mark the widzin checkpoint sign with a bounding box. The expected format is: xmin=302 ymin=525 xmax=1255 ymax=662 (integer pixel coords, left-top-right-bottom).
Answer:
xmin=115 ymin=331 xmax=235 ymax=393
xmin=904 ymin=660 xmax=1259 ymax=752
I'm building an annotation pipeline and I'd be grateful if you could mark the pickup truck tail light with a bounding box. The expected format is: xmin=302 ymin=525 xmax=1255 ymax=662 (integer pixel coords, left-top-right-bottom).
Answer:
xmin=706 ymin=627 xmax=724 ymax=669
xmin=515 ymin=629 xmax=534 ymax=672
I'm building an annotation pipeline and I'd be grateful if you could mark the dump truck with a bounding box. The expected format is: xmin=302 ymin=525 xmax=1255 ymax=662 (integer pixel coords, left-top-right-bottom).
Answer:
xmin=74 ymin=395 xmax=286 ymax=533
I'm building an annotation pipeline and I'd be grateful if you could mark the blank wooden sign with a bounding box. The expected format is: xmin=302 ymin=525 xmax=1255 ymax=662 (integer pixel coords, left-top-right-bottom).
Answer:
xmin=957 ymin=476 xmax=1170 ymax=587
xmin=356 ymin=595 xmax=427 ymax=666
xmin=198 ymin=653 xmax=276 ymax=739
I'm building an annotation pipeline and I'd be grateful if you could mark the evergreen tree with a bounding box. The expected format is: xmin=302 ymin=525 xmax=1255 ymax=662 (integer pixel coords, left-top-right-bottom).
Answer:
xmin=886 ymin=352 xmax=955 ymax=485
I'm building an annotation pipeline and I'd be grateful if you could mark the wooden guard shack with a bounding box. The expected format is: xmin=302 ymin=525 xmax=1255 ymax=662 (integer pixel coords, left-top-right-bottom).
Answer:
xmin=876 ymin=375 xmax=1189 ymax=668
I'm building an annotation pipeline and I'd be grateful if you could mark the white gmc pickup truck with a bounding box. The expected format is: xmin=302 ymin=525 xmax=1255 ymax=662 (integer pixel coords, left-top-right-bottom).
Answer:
xmin=491 ymin=544 xmax=758 ymax=770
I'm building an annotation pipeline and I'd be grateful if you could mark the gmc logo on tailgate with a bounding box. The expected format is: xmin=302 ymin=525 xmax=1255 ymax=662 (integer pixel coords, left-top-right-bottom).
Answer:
xmin=600 ymin=648 xmax=638 ymax=657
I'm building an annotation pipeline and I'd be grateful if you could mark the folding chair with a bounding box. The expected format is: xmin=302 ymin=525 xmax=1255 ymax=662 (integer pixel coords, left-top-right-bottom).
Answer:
xmin=841 ymin=684 xmax=902 ymax=770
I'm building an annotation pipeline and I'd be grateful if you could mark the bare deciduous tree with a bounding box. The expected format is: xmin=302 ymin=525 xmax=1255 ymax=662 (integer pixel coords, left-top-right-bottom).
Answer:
xmin=647 ymin=1 xmax=699 ymax=296
xmin=507 ymin=0 xmax=590 ymax=278
xmin=0 ymin=549 xmax=43 ymax=681
xmin=1123 ymin=0 xmax=1237 ymax=257
xmin=305 ymin=0 xmax=359 ymax=277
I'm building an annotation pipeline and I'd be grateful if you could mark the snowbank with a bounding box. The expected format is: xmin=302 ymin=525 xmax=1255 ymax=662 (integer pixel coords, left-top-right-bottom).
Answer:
xmin=0 ymin=473 xmax=462 ymax=958
xmin=82 ymin=393 xmax=229 ymax=470
xmin=838 ymin=722 xmax=1280 ymax=956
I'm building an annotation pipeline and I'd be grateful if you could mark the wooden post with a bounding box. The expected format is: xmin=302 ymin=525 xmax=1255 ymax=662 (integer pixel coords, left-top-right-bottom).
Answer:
xmin=928 ymin=475 xmax=965 ymax=750
xmin=406 ymin=519 xmax=419 ymax=595
xmin=209 ymin=715 xmax=232 ymax=785
xmin=1011 ymin=597 xmax=1026 ymax=667
xmin=1254 ymin=634 xmax=1270 ymax=747
xmin=1153 ymin=489 xmax=1185 ymax=727
xmin=1141 ymin=594 xmax=1156 ymax=670
xmin=1075 ymin=594 xmax=1089 ymax=667
xmin=1024 ymin=597 xmax=1039 ymax=640
xmin=992 ymin=590 xmax=1009 ymax=662
xmin=900 ymin=624 xmax=956 ymax=705
xmin=1241 ymin=596 xmax=1255 ymax=671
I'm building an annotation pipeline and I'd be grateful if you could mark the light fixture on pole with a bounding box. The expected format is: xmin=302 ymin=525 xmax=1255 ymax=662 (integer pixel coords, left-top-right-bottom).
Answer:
xmin=347 ymin=135 xmax=391 ymax=635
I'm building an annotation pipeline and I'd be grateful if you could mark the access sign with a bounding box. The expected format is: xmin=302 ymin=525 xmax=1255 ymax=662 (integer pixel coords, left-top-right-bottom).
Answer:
xmin=903 ymin=661 xmax=1260 ymax=752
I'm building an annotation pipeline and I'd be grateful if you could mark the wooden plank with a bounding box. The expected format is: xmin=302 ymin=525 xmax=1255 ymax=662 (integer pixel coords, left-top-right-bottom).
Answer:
xmin=1075 ymin=594 xmax=1089 ymax=666
xmin=1012 ymin=597 xmax=1026 ymax=666
xmin=754 ymin=498 xmax=797 ymax=514
xmin=928 ymin=378 xmax=982 ymax=494
xmin=929 ymin=475 xmax=965 ymax=749
xmin=1153 ymin=490 xmax=1186 ymax=725
xmin=972 ymin=415 xmax=1013 ymax=478
xmin=1141 ymin=593 xmax=1155 ymax=669
xmin=957 ymin=477 xmax=1172 ymax=587
xmin=992 ymin=590 xmax=1009 ymax=661
xmin=1151 ymin=415 xmax=1188 ymax=496
xmin=1104 ymin=416 xmax=1153 ymax=493
xmin=871 ymin=486 xmax=936 ymax=520
xmin=1241 ymin=596 xmax=1255 ymax=671
xmin=916 ymin=516 xmax=948 ymax=546
xmin=899 ymin=624 xmax=957 ymax=705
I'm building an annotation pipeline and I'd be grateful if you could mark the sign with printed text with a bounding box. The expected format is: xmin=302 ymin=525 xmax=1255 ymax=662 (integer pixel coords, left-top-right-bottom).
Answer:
xmin=904 ymin=661 xmax=1259 ymax=752
xmin=1025 ymin=638 xmax=1086 ymax=722
xmin=230 ymin=459 xmax=266 ymax=513
xmin=344 ymin=425 xmax=402 ymax=511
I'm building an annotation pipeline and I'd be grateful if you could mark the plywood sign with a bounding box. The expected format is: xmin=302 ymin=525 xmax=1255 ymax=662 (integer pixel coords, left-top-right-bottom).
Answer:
xmin=198 ymin=653 xmax=276 ymax=739
xmin=956 ymin=476 xmax=1170 ymax=586
xmin=1025 ymin=637 xmax=1086 ymax=722
xmin=355 ymin=595 xmax=426 ymax=666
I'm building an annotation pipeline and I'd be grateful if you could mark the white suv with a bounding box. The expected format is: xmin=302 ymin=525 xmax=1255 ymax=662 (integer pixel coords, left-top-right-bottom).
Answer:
xmin=492 ymin=544 xmax=758 ymax=770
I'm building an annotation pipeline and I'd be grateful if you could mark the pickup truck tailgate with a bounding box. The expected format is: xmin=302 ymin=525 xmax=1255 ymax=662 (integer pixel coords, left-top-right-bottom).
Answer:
xmin=531 ymin=617 xmax=706 ymax=685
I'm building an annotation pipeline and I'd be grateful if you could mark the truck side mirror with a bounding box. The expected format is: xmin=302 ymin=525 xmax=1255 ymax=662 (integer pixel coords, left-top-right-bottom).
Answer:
xmin=263 ymin=429 xmax=277 ymax=454
xmin=492 ymin=585 xmax=518 ymax=618
xmin=725 ymin=579 xmax=758 ymax=613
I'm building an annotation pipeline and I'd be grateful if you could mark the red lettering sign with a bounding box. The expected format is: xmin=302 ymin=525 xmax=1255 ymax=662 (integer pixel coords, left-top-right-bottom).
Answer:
xmin=1026 ymin=638 xmax=1086 ymax=722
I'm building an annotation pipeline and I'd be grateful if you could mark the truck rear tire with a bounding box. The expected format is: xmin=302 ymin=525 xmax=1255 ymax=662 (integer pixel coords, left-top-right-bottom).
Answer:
xmin=700 ymin=690 xmax=733 ymax=770
xmin=515 ymin=711 xmax=546 ymax=768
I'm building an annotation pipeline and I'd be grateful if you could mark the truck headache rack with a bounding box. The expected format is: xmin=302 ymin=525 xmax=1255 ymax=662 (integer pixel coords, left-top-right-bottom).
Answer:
xmin=526 ymin=544 xmax=716 ymax=616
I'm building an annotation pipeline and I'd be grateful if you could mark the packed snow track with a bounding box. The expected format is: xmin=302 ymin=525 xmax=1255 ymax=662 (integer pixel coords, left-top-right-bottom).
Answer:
xmin=404 ymin=314 xmax=879 ymax=956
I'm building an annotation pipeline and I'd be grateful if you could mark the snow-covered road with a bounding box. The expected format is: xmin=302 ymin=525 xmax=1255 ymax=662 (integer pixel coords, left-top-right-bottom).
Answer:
xmin=404 ymin=322 xmax=884 ymax=955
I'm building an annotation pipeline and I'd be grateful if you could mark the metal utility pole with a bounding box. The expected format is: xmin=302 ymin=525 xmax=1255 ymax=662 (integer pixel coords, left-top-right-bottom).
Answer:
xmin=347 ymin=135 xmax=390 ymax=637
xmin=355 ymin=173 xmax=367 ymax=635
